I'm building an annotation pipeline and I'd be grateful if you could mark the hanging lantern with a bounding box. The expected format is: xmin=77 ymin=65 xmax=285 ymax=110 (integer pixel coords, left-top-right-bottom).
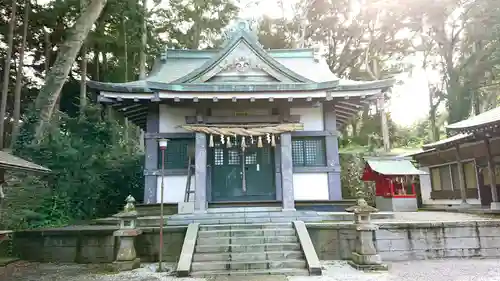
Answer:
xmin=271 ymin=134 xmax=276 ymax=147
xmin=209 ymin=134 xmax=214 ymax=147
xmin=257 ymin=136 xmax=263 ymax=148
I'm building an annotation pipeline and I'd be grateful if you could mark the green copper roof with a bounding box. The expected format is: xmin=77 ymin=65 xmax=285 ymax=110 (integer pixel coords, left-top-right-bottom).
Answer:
xmin=365 ymin=157 xmax=428 ymax=176
xmin=447 ymin=106 xmax=500 ymax=132
xmin=172 ymin=30 xmax=314 ymax=83
xmin=87 ymin=19 xmax=395 ymax=94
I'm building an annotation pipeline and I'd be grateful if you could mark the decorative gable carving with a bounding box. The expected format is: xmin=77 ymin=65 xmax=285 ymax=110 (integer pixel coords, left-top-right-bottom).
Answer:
xmin=196 ymin=40 xmax=294 ymax=83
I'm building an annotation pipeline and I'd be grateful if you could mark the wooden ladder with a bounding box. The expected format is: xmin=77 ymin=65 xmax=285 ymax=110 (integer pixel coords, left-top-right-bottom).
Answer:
xmin=184 ymin=146 xmax=195 ymax=202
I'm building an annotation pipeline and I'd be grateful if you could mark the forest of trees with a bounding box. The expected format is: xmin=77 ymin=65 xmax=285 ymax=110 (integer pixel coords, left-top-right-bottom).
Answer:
xmin=1 ymin=0 xmax=500 ymax=228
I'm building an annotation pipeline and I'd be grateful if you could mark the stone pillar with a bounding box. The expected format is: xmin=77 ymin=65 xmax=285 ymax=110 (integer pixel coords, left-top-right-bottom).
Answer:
xmin=324 ymin=103 xmax=342 ymax=200
xmin=454 ymin=145 xmax=469 ymax=207
xmin=345 ymin=195 xmax=388 ymax=271
xmin=144 ymin=104 xmax=159 ymax=204
xmin=280 ymin=133 xmax=295 ymax=211
xmin=112 ymin=195 xmax=142 ymax=271
xmin=194 ymin=133 xmax=207 ymax=213
xmin=485 ymin=138 xmax=500 ymax=209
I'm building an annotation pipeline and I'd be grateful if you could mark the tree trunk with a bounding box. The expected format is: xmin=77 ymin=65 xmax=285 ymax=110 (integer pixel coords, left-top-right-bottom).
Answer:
xmin=80 ymin=0 xmax=88 ymax=116
xmin=0 ymin=1 xmax=18 ymax=149
xmin=33 ymin=0 xmax=107 ymax=142
xmin=429 ymin=106 xmax=438 ymax=141
xmin=94 ymin=49 xmax=100 ymax=81
xmin=44 ymin=30 xmax=51 ymax=75
xmin=138 ymin=0 xmax=147 ymax=79
xmin=122 ymin=17 xmax=128 ymax=82
xmin=11 ymin=0 xmax=30 ymax=149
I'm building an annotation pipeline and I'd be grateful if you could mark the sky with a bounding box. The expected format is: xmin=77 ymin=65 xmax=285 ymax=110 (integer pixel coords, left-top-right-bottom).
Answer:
xmin=236 ymin=0 xmax=430 ymax=127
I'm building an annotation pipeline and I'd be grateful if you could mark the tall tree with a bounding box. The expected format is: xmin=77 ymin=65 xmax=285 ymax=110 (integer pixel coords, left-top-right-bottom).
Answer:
xmin=412 ymin=0 xmax=500 ymax=124
xmin=138 ymin=0 xmax=148 ymax=80
xmin=0 ymin=0 xmax=17 ymax=149
xmin=80 ymin=0 xmax=88 ymax=115
xmin=33 ymin=0 xmax=108 ymax=142
xmin=11 ymin=0 xmax=31 ymax=148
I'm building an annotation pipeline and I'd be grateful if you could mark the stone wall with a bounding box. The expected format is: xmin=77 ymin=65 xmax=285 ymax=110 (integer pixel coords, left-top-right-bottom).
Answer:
xmin=308 ymin=220 xmax=500 ymax=261
xmin=12 ymin=221 xmax=500 ymax=264
xmin=13 ymin=226 xmax=117 ymax=263
xmin=12 ymin=226 xmax=186 ymax=264
xmin=136 ymin=227 xmax=186 ymax=262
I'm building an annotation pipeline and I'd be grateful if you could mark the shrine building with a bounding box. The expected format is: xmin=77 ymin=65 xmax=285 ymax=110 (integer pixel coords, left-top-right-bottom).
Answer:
xmin=88 ymin=20 xmax=395 ymax=213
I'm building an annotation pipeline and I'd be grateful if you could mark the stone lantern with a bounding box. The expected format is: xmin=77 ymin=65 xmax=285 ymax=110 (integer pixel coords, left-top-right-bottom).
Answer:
xmin=112 ymin=195 xmax=142 ymax=271
xmin=345 ymin=195 xmax=388 ymax=271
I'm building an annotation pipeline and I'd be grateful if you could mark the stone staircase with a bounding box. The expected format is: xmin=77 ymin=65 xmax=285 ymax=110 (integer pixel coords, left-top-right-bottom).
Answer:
xmin=189 ymin=222 xmax=309 ymax=277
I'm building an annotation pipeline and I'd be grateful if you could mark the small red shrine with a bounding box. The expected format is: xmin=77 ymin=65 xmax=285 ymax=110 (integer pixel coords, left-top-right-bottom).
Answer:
xmin=361 ymin=157 xmax=428 ymax=212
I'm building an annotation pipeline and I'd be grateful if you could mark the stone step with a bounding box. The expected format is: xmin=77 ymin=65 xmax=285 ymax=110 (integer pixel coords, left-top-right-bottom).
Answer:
xmin=191 ymin=259 xmax=307 ymax=272
xmin=195 ymin=242 xmax=301 ymax=253
xmin=192 ymin=250 xmax=304 ymax=262
xmin=190 ymin=268 xmax=309 ymax=277
xmin=199 ymin=222 xmax=293 ymax=231
xmin=197 ymin=228 xmax=296 ymax=238
xmin=207 ymin=207 xmax=282 ymax=213
xmin=197 ymin=235 xmax=298 ymax=245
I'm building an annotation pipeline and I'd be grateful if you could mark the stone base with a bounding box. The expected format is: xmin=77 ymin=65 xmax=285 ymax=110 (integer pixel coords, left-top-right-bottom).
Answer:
xmin=491 ymin=202 xmax=500 ymax=210
xmin=111 ymin=258 xmax=141 ymax=272
xmin=454 ymin=201 xmax=471 ymax=209
xmin=349 ymin=252 xmax=387 ymax=271
xmin=348 ymin=260 xmax=389 ymax=271
xmin=178 ymin=202 xmax=195 ymax=214
xmin=352 ymin=252 xmax=381 ymax=264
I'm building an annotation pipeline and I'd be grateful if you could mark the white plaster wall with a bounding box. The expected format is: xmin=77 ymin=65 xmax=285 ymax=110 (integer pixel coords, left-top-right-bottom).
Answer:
xmin=159 ymin=104 xmax=196 ymax=133
xmin=293 ymin=173 xmax=329 ymax=200
xmin=156 ymin=175 xmax=195 ymax=203
xmin=290 ymin=106 xmax=324 ymax=131
xmin=419 ymin=167 xmax=481 ymax=207
xmin=211 ymin=108 xmax=271 ymax=116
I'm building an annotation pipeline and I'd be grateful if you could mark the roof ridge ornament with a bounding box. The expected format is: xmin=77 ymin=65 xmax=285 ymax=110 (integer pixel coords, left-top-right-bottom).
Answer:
xmin=222 ymin=18 xmax=260 ymax=45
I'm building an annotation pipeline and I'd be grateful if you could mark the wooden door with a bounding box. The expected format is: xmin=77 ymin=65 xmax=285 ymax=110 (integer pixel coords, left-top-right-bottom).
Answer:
xmin=210 ymin=142 xmax=275 ymax=202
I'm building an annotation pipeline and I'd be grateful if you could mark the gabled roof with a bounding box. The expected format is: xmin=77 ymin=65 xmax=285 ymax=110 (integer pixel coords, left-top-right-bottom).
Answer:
xmin=447 ymin=106 xmax=500 ymax=133
xmin=421 ymin=133 xmax=474 ymax=150
xmin=87 ymin=20 xmax=395 ymax=94
xmin=0 ymin=151 xmax=51 ymax=173
xmin=87 ymin=20 xmax=396 ymax=130
xmin=171 ymin=27 xmax=314 ymax=84
xmin=364 ymin=157 xmax=428 ymax=176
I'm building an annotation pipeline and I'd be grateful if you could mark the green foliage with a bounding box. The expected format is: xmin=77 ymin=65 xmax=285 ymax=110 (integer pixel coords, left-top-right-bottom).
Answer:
xmin=4 ymin=105 xmax=144 ymax=229
xmin=340 ymin=153 xmax=374 ymax=206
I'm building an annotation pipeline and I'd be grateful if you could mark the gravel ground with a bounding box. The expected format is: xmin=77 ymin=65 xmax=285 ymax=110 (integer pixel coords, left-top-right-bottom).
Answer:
xmin=3 ymin=259 xmax=500 ymax=281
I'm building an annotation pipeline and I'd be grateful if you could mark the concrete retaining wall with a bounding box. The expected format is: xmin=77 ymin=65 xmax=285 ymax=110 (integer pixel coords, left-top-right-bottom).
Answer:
xmin=308 ymin=220 xmax=500 ymax=261
xmin=13 ymin=226 xmax=186 ymax=263
xmin=12 ymin=220 xmax=500 ymax=264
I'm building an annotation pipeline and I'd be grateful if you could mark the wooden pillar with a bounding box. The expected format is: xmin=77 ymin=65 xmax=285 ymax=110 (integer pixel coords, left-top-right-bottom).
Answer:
xmin=485 ymin=138 xmax=499 ymax=207
xmin=274 ymin=145 xmax=282 ymax=201
xmin=144 ymin=104 xmax=159 ymax=204
xmin=324 ymin=103 xmax=342 ymax=200
xmin=194 ymin=132 xmax=207 ymax=212
xmin=280 ymin=132 xmax=295 ymax=211
xmin=454 ymin=144 xmax=468 ymax=205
